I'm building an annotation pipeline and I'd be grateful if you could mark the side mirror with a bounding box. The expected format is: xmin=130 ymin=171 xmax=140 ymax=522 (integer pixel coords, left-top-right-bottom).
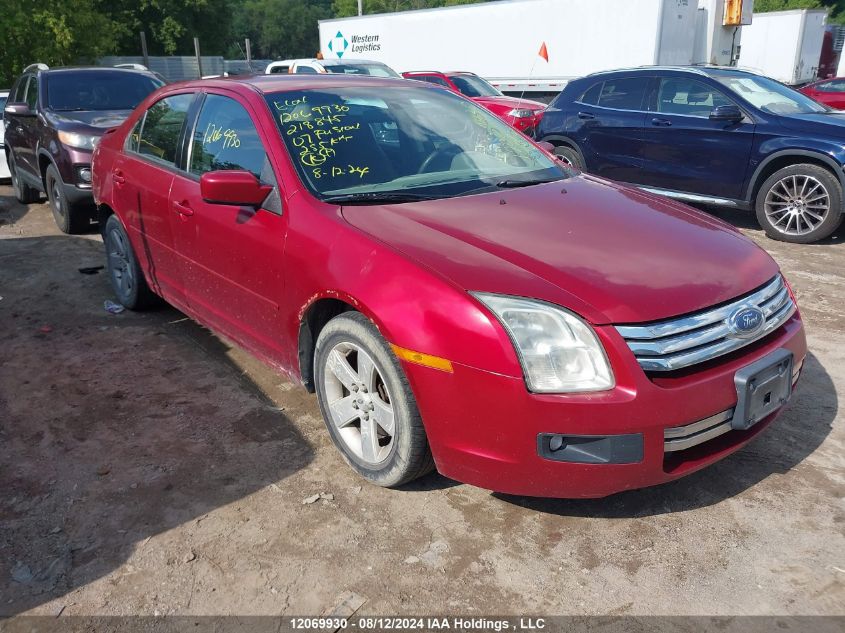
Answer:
xmin=709 ymin=105 xmax=743 ymax=122
xmin=4 ymin=103 xmax=34 ymax=117
xmin=200 ymin=170 xmax=272 ymax=207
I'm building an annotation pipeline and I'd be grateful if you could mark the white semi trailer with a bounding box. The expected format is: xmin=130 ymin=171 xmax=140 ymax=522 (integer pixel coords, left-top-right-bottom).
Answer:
xmin=318 ymin=0 xmax=705 ymax=97
xmin=738 ymin=9 xmax=828 ymax=85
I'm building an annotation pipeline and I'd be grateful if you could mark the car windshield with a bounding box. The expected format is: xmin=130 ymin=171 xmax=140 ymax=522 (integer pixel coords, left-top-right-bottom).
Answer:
xmin=46 ymin=71 xmax=163 ymax=111
xmin=323 ymin=63 xmax=400 ymax=78
xmin=715 ymin=74 xmax=828 ymax=115
xmin=266 ymin=85 xmax=564 ymax=201
xmin=450 ymin=74 xmax=501 ymax=98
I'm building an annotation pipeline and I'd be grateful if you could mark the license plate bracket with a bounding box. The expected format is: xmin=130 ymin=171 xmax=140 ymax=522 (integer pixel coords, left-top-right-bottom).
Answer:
xmin=733 ymin=349 xmax=793 ymax=431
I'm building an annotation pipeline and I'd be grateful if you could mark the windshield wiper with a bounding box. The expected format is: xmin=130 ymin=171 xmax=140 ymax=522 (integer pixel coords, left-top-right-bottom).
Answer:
xmin=496 ymin=178 xmax=559 ymax=188
xmin=321 ymin=192 xmax=441 ymax=205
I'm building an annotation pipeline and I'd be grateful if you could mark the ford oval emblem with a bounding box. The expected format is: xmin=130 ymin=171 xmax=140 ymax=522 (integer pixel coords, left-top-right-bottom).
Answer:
xmin=728 ymin=306 xmax=765 ymax=338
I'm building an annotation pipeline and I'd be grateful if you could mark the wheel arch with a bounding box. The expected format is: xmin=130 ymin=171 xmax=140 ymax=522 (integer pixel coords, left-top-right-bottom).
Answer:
xmin=297 ymin=293 xmax=371 ymax=393
xmin=97 ymin=202 xmax=116 ymax=233
xmin=537 ymin=134 xmax=586 ymax=165
xmin=37 ymin=149 xmax=58 ymax=191
xmin=746 ymin=150 xmax=845 ymax=203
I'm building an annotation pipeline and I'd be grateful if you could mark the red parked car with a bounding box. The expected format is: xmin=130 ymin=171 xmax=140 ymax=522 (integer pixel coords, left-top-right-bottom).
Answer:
xmin=799 ymin=77 xmax=845 ymax=109
xmin=403 ymin=70 xmax=546 ymax=136
xmin=92 ymin=75 xmax=806 ymax=498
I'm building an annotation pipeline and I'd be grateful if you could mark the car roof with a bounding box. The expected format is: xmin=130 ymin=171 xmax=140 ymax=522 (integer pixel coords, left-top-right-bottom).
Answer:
xmin=40 ymin=66 xmax=160 ymax=78
xmin=164 ymin=73 xmax=412 ymax=95
xmin=584 ymin=65 xmax=760 ymax=79
xmin=317 ymin=59 xmax=388 ymax=66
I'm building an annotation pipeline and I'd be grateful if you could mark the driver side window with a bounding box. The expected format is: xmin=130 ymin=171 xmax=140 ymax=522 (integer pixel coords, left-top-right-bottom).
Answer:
xmin=190 ymin=94 xmax=281 ymax=213
xmin=656 ymin=78 xmax=733 ymax=117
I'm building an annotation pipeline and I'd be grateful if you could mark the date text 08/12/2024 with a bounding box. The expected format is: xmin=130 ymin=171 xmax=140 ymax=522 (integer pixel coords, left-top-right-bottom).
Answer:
xmin=289 ymin=617 xmax=547 ymax=631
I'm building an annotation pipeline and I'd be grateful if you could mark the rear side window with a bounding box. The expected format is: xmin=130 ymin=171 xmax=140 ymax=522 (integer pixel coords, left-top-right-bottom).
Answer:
xmin=189 ymin=94 xmax=270 ymax=180
xmin=270 ymin=65 xmax=289 ymax=74
xmin=295 ymin=66 xmax=318 ymax=74
xmin=137 ymin=93 xmax=193 ymax=166
xmin=597 ymin=77 xmax=649 ymax=110
xmin=578 ymin=82 xmax=602 ymax=105
xmin=420 ymin=75 xmax=451 ymax=88
xmin=25 ymin=76 xmax=38 ymax=109
xmin=11 ymin=76 xmax=28 ymax=103
xmin=126 ymin=117 xmax=143 ymax=152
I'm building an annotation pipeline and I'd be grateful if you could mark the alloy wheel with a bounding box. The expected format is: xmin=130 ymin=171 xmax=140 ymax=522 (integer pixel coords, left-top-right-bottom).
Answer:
xmin=322 ymin=341 xmax=395 ymax=465
xmin=107 ymin=227 xmax=135 ymax=298
xmin=764 ymin=174 xmax=830 ymax=237
xmin=50 ymin=178 xmax=65 ymax=220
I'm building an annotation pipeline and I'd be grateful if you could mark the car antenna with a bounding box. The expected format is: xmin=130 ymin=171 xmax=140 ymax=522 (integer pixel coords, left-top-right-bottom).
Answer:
xmin=516 ymin=42 xmax=548 ymax=108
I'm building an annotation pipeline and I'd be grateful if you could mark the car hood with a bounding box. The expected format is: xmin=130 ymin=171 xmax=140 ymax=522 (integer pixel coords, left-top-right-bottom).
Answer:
xmin=46 ymin=109 xmax=133 ymax=133
xmin=340 ymin=176 xmax=778 ymax=325
xmin=472 ymin=95 xmax=546 ymax=112
xmin=776 ymin=111 xmax=845 ymax=138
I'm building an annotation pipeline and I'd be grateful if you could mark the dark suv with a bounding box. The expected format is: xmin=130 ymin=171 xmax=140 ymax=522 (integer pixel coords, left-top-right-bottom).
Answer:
xmin=4 ymin=64 xmax=162 ymax=232
xmin=537 ymin=66 xmax=845 ymax=243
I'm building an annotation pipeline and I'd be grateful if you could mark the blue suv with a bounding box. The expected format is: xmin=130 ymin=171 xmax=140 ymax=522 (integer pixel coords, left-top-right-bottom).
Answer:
xmin=537 ymin=66 xmax=845 ymax=243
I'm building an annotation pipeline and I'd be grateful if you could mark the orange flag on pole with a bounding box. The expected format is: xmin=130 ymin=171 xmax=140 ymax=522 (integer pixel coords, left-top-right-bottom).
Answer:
xmin=538 ymin=42 xmax=549 ymax=62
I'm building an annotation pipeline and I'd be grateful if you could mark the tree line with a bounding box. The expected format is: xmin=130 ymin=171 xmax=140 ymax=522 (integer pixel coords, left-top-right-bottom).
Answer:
xmin=2 ymin=0 xmax=843 ymax=89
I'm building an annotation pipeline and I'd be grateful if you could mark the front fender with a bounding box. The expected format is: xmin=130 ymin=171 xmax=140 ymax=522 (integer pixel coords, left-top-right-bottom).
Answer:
xmin=284 ymin=202 xmax=523 ymax=384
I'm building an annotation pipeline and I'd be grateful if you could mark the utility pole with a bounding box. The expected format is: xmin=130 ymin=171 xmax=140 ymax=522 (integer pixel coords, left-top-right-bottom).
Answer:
xmin=245 ymin=38 xmax=252 ymax=64
xmin=358 ymin=0 xmax=362 ymax=16
xmin=194 ymin=37 xmax=203 ymax=78
xmin=140 ymin=31 xmax=149 ymax=69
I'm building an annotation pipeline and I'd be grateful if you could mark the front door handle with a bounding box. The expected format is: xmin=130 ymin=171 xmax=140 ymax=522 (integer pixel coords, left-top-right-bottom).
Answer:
xmin=173 ymin=200 xmax=194 ymax=217
xmin=577 ymin=111 xmax=596 ymax=120
xmin=651 ymin=117 xmax=672 ymax=127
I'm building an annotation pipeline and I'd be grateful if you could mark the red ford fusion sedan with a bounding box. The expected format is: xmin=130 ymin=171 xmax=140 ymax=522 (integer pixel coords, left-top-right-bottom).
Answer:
xmin=91 ymin=74 xmax=806 ymax=498
xmin=402 ymin=71 xmax=546 ymax=136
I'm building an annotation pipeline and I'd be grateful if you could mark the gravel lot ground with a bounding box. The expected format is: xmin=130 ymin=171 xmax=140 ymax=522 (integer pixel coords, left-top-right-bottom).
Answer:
xmin=1 ymin=185 xmax=843 ymax=618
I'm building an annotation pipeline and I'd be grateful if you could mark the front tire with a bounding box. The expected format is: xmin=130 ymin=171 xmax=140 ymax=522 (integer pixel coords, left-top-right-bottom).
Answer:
xmin=9 ymin=152 xmax=40 ymax=204
xmin=103 ymin=214 xmax=157 ymax=310
xmin=755 ymin=164 xmax=843 ymax=243
xmin=314 ymin=312 xmax=434 ymax=488
xmin=46 ymin=164 xmax=89 ymax=234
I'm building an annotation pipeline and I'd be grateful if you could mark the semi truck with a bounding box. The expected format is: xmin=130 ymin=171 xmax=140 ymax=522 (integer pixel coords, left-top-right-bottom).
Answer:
xmin=738 ymin=9 xmax=828 ymax=85
xmin=318 ymin=0 xmax=710 ymax=98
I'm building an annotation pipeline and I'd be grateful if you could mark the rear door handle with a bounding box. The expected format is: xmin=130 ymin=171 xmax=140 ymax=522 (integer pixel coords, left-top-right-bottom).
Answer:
xmin=173 ymin=200 xmax=194 ymax=217
xmin=577 ymin=111 xmax=596 ymax=120
xmin=651 ymin=118 xmax=672 ymax=127
xmin=112 ymin=171 xmax=125 ymax=185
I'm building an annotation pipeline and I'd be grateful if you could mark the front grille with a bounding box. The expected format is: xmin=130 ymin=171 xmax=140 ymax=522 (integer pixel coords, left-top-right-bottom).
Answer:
xmin=616 ymin=276 xmax=796 ymax=372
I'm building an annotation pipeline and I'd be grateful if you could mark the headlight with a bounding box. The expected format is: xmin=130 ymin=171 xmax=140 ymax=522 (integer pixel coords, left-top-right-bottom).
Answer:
xmin=58 ymin=131 xmax=100 ymax=150
xmin=507 ymin=108 xmax=534 ymax=118
xmin=473 ymin=293 xmax=614 ymax=393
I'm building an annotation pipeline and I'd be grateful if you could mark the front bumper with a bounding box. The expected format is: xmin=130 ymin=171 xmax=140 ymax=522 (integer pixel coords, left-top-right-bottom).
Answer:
xmin=401 ymin=313 xmax=807 ymax=498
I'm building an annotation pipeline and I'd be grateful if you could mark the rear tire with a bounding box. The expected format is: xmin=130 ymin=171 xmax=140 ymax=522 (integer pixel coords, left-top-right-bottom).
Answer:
xmin=314 ymin=312 xmax=435 ymax=488
xmin=104 ymin=214 xmax=158 ymax=310
xmin=46 ymin=164 xmax=89 ymax=234
xmin=553 ymin=145 xmax=584 ymax=170
xmin=755 ymin=163 xmax=843 ymax=243
xmin=9 ymin=152 xmax=40 ymax=204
